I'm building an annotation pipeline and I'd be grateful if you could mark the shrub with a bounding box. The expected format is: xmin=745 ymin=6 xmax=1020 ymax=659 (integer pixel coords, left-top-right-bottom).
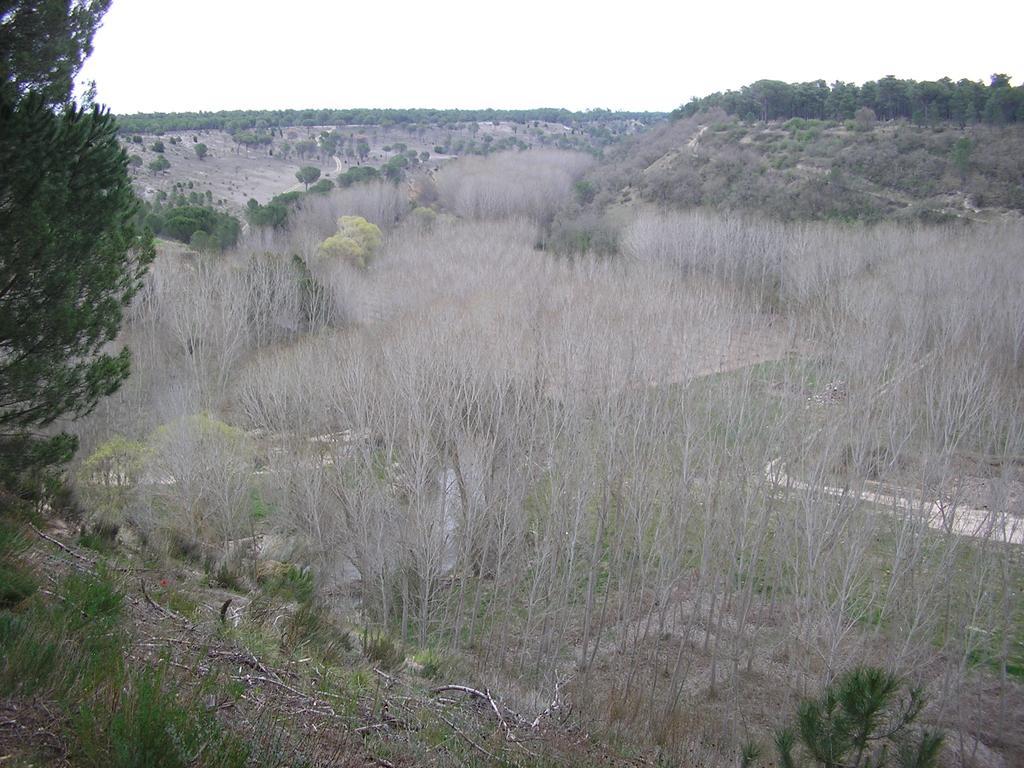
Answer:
xmin=361 ymin=628 xmax=403 ymax=671
xmin=259 ymin=564 xmax=313 ymax=604
xmin=413 ymin=648 xmax=447 ymax=680
xmin=281 ymin=603 xmax=351 ymax=663
xmin=211 ymin=562 xmax=245 ymax=593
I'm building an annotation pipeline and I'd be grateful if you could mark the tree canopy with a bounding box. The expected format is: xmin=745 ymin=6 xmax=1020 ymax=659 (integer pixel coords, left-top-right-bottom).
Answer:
xmin=317 ymin=216 xmax=382 ymax=269
xmin=674 ymin=74 xmax=1024 ymax=126
xmin=295 ymin=165 xmax=321 ymax=190
xmin=0 ymin=0 xmax=111 ymax=106
xmin=0 ymin=1 xmax=153 ymax=489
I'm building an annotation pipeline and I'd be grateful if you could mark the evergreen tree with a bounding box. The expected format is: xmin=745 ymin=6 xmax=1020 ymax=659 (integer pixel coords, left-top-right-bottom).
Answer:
xmin=0 ymin=2 xmax=154 ymax=493
xmin=774 ymin=667 xmax=943 ymax=768
xmin=0 ymin=1 xmax=111 ymax=107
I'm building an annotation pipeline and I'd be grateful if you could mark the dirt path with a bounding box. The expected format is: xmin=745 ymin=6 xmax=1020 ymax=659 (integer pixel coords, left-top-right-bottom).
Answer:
xmin=687 ymin=125 xmax=707 ymax=156
xmin=766 ymin=459 xmax=1023 ymax=545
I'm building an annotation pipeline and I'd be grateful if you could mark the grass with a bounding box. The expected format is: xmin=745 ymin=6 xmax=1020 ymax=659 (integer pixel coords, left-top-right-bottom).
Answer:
xmin=281 ymin=602 xmax=351 ymax=663
xmin=79 ymin=528 xmax=117 ymax=554
xmin=0 ymin=519 xmax=36 ymax=608
xmin=0 ymin=561 xmax=36 ymax=608
xmin=208 ymin=561 xmax=246 ymax=592
xmin=0 ymin=527 xmax=313 ymax=767
xmin=259 ymin=563 xmax=314 ymax=604
xmin=362 ymin=628 xmax=404 ymax=671
xmin=74 ymin=663 xmax=251 ymax=768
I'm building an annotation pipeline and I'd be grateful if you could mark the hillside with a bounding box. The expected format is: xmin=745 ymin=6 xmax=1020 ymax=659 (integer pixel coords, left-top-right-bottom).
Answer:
xmin=577 ymin=110 xmax=1024 ymax=224
xmin=118 ymin=113 xmax=660 ymax=236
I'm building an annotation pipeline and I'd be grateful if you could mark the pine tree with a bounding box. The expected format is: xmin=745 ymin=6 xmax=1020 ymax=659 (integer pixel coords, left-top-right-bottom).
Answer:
xmin=774 ymin=667 xmax=943 ymax=768
xmin=0 ymin=3 xmax=154 ymax=493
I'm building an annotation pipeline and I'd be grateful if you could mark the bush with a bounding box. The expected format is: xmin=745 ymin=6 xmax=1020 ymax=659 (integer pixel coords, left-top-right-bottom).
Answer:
xmin=76 ymin=435 xmax=148 ymax=528
xmin=361 ymin=628 xmax=404 ymax=671
xmin=259 ymin=564 xmax=313 ymax=604
xmin=281 ymin=603 xmax=351 ymax=663
xmin=413 ymin=648 xmax=447 ymax=680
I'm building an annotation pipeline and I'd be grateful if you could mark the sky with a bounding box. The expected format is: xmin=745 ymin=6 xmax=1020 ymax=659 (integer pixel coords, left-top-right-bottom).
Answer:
xmin=78 ymin=0 xmax=1024 ymax=114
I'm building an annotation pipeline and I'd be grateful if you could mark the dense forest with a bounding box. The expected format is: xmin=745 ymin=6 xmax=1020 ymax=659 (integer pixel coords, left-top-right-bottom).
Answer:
xmin=674 ymin=74 xmax=1024 ymax=125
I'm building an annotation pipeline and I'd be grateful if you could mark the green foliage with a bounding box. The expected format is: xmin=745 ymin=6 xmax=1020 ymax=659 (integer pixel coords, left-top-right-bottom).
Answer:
xmin=317 ymin=215 xmax=382 ymax=269
xmin=260 ymin=564 xmax=314 ymax=604
xmin=0 ymin=566 xmax=124 ymax=698
xmin=674 ymin=74 xmax=1024 ymax=126
xmin=0 ymin=80 xmax=154 ymax=490
xmin=147 ymin=154 xmax=169 ymax=172
xmin=155 ymin=205 xmax=239 ymax=249
xmin=740 ymin=742 xmax=762 ymax=768
xmin=194 ymin=142 xmax=207 ymax=159
xmin=413 ymin=648 xmax=448 ymax=680
xmin=270 ymin=190 xmax=303 ymax=207
xmin=774 ymin=666 xmax=943 ymax=768
xmin=951 ymin=137 xmax=973 ymax=183
xmin=337 ymin=164 xmax=380 ymax=187
xmin=114 ymin=107 xmax=662 ymax=135
xmin=150 ymin=139 xmax=164 ymax=153
xmin=383 ymin=153 xmax=408 ymax=182
xmin=73 ymin=664 xmax=251 ymax=768
xmin=411 ymin=206 xmax=437 ymax=230
xmin=246 ymin=198 xmax=288 ymax=228
xmin=281 ymin=603 xmax=351 ymax=663
xmin=233 ymin=129 xmax=272 ymax=148
xmin=60 ymin=566 xmax=123 ymax=629
xmin=0 ymin=561 xmax=36 ymax=608
xmin=0 ymin=1 xmax=111 ymax=106
xmin=295 ymin=165 xmax=321 ymax=190
xmin=79 ymin=527 xmax=116 ymax=553
xmin=362 ymin=628 xmax=404 ymax=670
xmin=308 ymin=178 xmax=334 ymax=194
xmin=573 ymin=179 xmax=597 ymax=204
xmin=76 ymin=435 xmax=148 ymax=527
xmin=0 ymin=609 xmax=59 ymax=696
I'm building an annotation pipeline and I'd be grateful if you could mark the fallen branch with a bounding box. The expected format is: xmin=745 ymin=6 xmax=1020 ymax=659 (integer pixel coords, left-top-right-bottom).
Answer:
xmin=431 ymin=684 xmax=514 ymax=740
xmin=209 ymin=648 xmax=279 ymax=680
xmin=139 ymin=579 xmax=193 ymax=627
xmin=29 ymin=523 xmax=95 ymax=566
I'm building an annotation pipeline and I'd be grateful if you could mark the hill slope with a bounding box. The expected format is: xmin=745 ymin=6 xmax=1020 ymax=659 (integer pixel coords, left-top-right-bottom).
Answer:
xmin=582 ymin=110 xmax=1024 ymax=223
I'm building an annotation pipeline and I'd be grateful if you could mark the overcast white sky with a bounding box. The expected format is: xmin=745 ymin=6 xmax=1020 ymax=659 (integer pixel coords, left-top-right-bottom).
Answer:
xmin=79 ymin=0 xmax=1024 ymax=114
